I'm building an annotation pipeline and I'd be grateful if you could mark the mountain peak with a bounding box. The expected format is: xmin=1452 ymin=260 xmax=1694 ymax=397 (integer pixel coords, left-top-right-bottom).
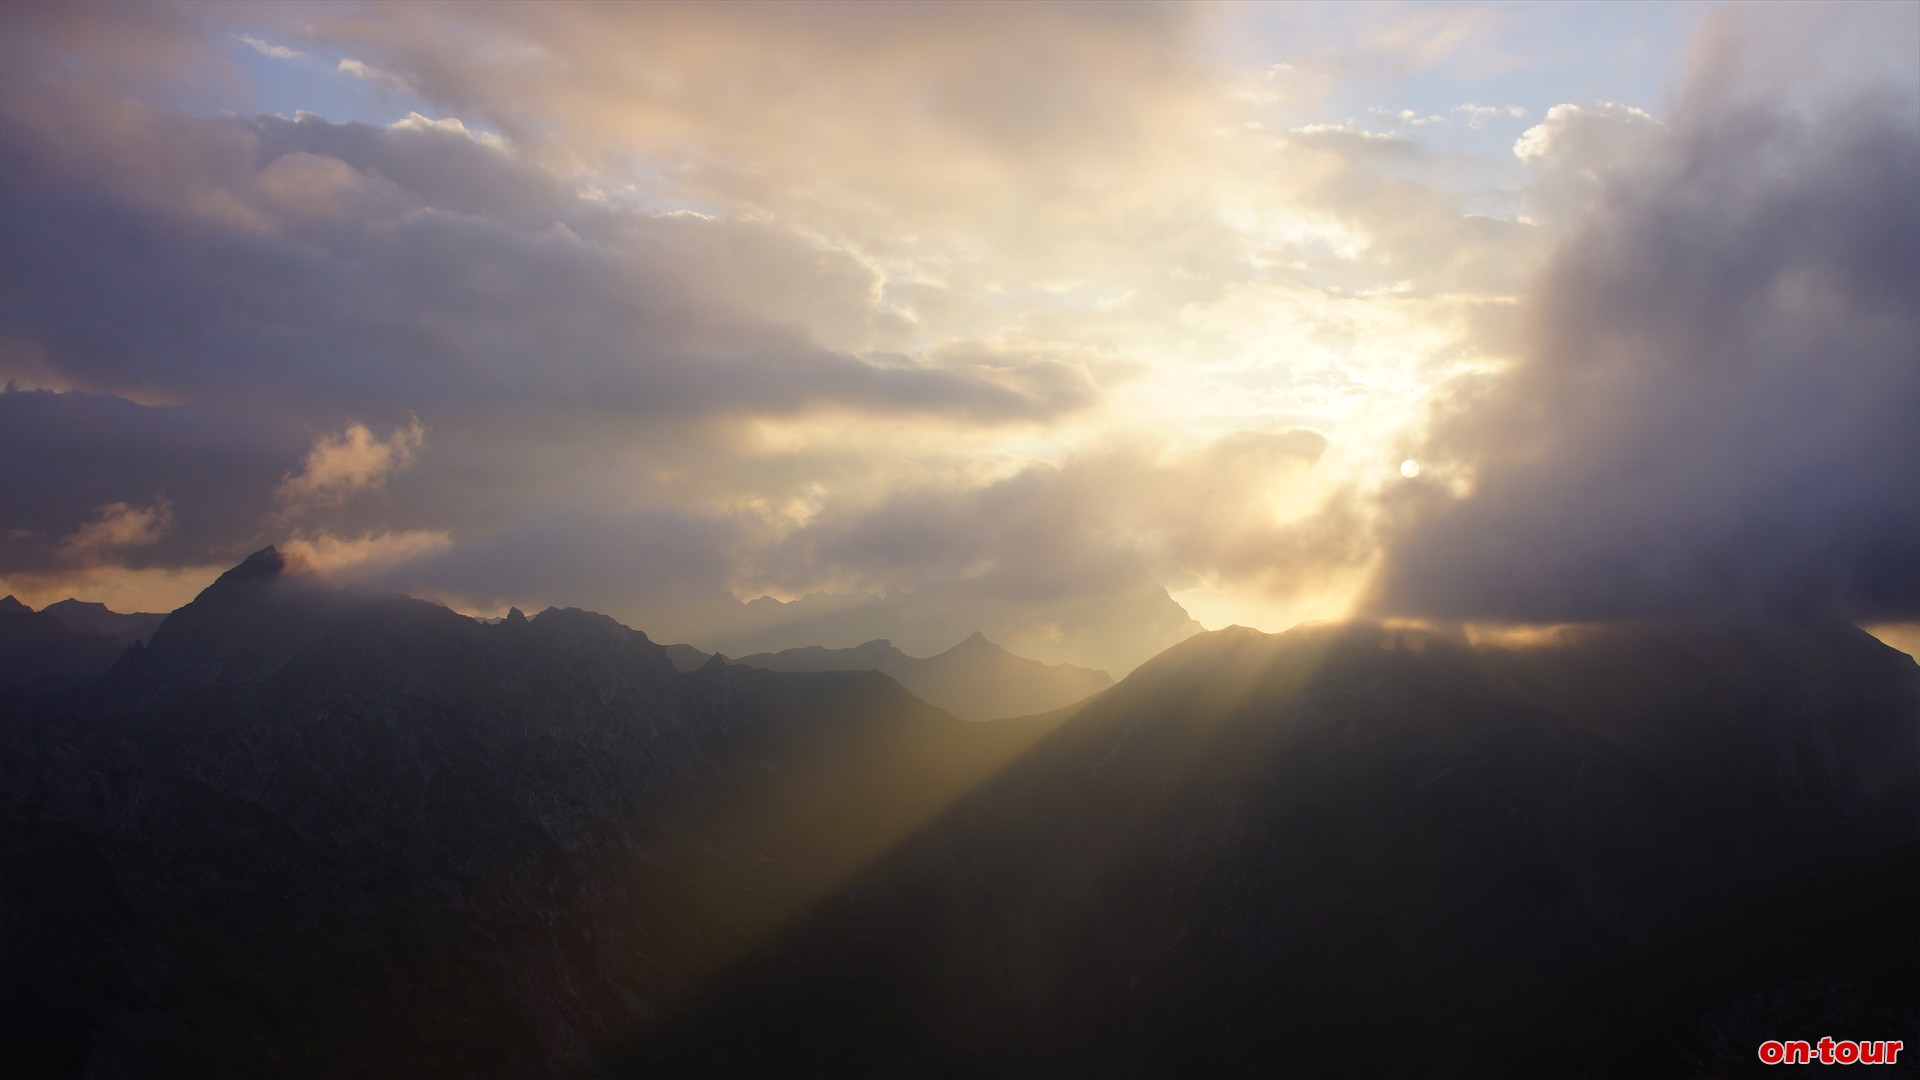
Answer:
xmin=0 ymin=595 xmax=29 ymax=614
xmin=217 ymin=546 xmax=287 ymax=587
xmin=949 ymin=630 xmax=998 ymax=654
xmin=46 ymin=598 xmax=110 ymax=616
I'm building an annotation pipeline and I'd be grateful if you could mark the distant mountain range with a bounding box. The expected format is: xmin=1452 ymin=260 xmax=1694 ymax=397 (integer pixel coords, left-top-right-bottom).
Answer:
xmin=685 ymin=578 xmax=1203 ymax=677
xmin=668 ymin=633 xmax=1112 ymax=720
xmin=2 ymin=550 xmax=1914 ymax=1077
xmin=0 ymin=595 xmax=164 ymax=689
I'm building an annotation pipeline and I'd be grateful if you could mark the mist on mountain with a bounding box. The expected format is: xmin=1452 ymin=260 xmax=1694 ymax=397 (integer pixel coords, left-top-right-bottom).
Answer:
xmin=682 ymin=579 xmax=1203 ymax=678
xmin=676 ymin=631 xmax=1112 ymax=721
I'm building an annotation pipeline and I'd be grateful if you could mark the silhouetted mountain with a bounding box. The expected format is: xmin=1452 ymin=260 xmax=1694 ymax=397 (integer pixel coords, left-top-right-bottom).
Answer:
xmin=725 ymin=631 xmax=1112 ymax=720
xmin=2 ymin=550 xmax=1042 ymax=1077
xmin=624 ymin=620 xmax=1919 ymax=1078
xmin=694 ymin=579 xmax=1202 ymax=676
xmin=0 ymin=606 xmax=125 ymax=690
xmin=40 ymin=598 xmax=166 ymax=646
xmin=660 ymin=642 xmax=714 ymax=673
xmin=3 ymin=558 xmax=1915 ymax=1077
xmin=0 ymin=595 xmax=29 ymax=615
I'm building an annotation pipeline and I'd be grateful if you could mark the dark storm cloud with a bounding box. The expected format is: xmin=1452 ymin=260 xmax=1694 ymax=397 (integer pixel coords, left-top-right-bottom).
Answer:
xmin=0 ymin=390 xmax=294 ymax=573
xmin=0 ymin=105 xmax=1095 ymax=425
xmin=0 ymin=8 xmax=1099 ymax=592
xmin=1371 ymin=90 xmax=1920 ymax=622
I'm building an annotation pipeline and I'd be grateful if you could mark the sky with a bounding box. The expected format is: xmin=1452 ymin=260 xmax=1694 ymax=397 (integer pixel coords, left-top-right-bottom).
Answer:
xmin=2 ymin=1 xmax=1916 ymax=672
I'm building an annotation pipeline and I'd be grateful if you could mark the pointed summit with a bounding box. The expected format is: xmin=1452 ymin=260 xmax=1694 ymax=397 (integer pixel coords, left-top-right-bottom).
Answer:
xmin=0 ymin=595 xmax=29 ymax=615
xmin=504 ymin=607 xmax=528 ymax=626
xmin=218 ymin=546 xmax=287 ymax=586
xmin=127 ymin=546 xmax=337 ymax=689
xmin=949 ymin=630 xmax=998 ymax=654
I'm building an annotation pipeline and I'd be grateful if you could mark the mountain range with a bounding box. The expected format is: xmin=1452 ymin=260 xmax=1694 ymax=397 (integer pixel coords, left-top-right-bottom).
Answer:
xmin=0 ymin=596 xmax=165 ymax=690
xmin=2 ymin=550 xmax=1915 ymax=1077
xmin=669 ymin=634 xmax=1112 ymax=721
xmin=683 ymin=579 xmax=1204 ymax=678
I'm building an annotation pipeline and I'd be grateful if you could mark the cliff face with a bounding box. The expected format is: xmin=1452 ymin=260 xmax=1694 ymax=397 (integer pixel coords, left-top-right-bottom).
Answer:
xmin=3 ymin=555 xmax=1916 ymax=1078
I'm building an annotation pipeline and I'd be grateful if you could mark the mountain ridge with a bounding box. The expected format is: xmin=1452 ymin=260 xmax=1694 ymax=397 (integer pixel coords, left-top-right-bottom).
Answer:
xmin=685 ymin=631 xmax=1113 ymax=721
xmin=2 ymin=552 xmax=1914 ymax=1077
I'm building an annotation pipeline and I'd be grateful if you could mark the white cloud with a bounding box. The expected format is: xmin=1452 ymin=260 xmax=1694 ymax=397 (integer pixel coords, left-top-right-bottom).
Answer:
xmin=1454 ymin=102 xmax=1528 ymax=130
xmin=59 ymin=499 xmax=174 ymax=557
xmin=389 ymin=112 xmax=510 ymax=151
xmin=1291 ymin=122 xmax=1414 ymax=143
xmin=236 ymin=34 xmax=303 ymax=61
xmin=337 ymin=57 xmax=413 ymax=93
xmin=1514 ymin=102 xmax=1661 ymax=165
xmin=1368 ymin=107 xmax=1448 ymax=127
xmin=282 ymin=529 xmax=453 ymax=578
xmin=275 ymin=418 xmax=425 ymax=515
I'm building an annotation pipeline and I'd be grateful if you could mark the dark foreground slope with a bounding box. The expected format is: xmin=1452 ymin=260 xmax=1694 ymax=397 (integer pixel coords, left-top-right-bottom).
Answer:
xmin=4 ymin=560 xmax=1916 ymax=1078
xmin=1 ymin=551 xmax=1057 ymax=1078
xmin=720 ymin=632 xmax=1113 ymax=720
xmin=623 ymin=621 xmax=1920 ymax=1079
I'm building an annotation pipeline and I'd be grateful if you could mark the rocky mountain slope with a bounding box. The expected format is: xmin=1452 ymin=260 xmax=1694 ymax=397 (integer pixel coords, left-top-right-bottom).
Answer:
xmin=3 ymin=554 xmax=1915 ymax=1077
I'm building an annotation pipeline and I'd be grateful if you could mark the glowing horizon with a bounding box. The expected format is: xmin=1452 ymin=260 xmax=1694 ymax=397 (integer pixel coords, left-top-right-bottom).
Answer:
xmin=3 ymin=2 xmax=1916 ymax=674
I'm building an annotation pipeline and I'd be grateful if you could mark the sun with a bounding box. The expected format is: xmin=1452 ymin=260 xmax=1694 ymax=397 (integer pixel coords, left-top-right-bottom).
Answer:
xmin=1399 ymin=459 xmax=1420 ymax=479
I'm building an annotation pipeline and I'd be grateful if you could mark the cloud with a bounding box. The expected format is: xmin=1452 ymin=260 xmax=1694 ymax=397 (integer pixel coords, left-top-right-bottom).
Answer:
xmin=1367 ymin=107 xmax=1448 ymax=128
xmin=275 ymin=418 xmax=425 ymax=515
xmin=281 ymin=529 xmax=452 ymax=578
xmin=0 ymin=389 xmax=294 ymax=579
xmin=1370 ymin=53 xmax=1920 ymax=622
xmin=758 ymin=428 xmax=1365 ymax=618
xmin=1289 ymin=122 xmax=1425 ymax=158
xmin=1512 ymin=101 xmax=1662 ymax=166
xmin=0 ymin=92 xmax=1101 ymax=426
xmin=388 ymin=111 xmax=507 ymax=150
xmin=236 ymin=34 xmax=302 ymax=61
xmin=7 ymin=0 xmax=1910 ymax=650
xmin=336 ymin=57 xmax=413 ymax=94
xmin=59 ymin=499 xmax=174 ymax=558
xmin=1454 ymin=102 xmax=1526 ymax=130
